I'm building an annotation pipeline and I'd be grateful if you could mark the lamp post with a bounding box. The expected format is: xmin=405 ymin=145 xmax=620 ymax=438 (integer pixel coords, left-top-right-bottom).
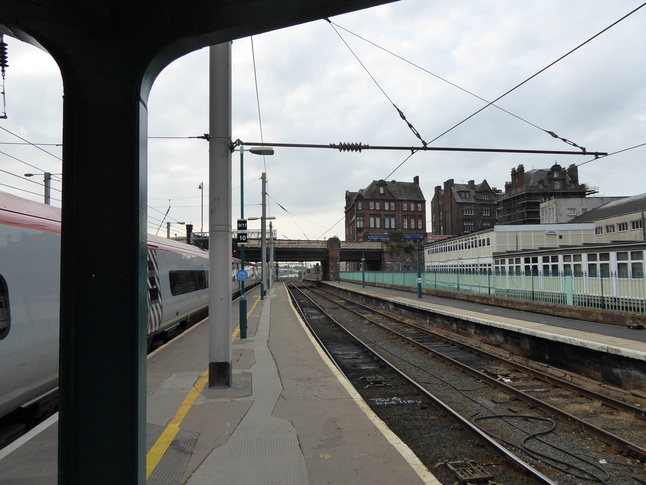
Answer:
xmin=236 ymin=146 xmax=273 ymax=338
xmin=198 ymin=182 xmax=204 ymax=233
xmin=416 ymin=240 xmax=422 ymax=298
xmin=361 ymin=253 xmax=366 ymax=288
xmin=268 ymin=220 xmax=275 ymax=290
xmin=24 ymin=172 xmax=58 ymax=205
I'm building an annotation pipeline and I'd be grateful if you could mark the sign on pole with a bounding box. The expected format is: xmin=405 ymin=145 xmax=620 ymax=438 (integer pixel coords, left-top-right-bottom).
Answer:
xmin=237 ymin=219 xmax=248 ymax=246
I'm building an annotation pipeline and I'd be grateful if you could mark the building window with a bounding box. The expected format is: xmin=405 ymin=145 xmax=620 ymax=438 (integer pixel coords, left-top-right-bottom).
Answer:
xmin=482 ymin=220 xmax=491 ymax=228
xmin=390 ymin=217 xmax=396 ymax=229
xmin=567 ymin=208 xmax=577 ymax=215
xmin=356 ymin=216 xmax=363 ymax=228
xmin=482 ymin=206 xmax=490 ymax=216
xmin=370 ymin=217 xmax=375 ymax=228
xmin=458 ymin=191 xmax=470 ymax=199
xmin=410 ymin=218 xmax=415 ymax=229
xmin=369 ymin=201 xmax=374 ymax=210
xmin=390 ymin=202 xmax=395 ymax=210
xmin=463 ymin=221 xmax=474 ymax=233
xmin=403 ymin=218 xmax=408 ymax=229
xmin=385 ymin=218 xmax=390 ymax=229
xmin=618 ymin=222 xmax=628 ymax=232
xmin=595 ymin=226 xmax=603 ymax=235
xmin=631 ymin=220 xmax=643 ymax=230
xmin=358 ymin=201 xmax=362 ymax=210
xmin=379 ymin=186 xmax=384 ymax=194
xmin=463 ymin=206 xmax=473 ymax=216
xmin=375 ymin=201 xmax=380 ymax=210
xmin=417 ymin=203 xmax=422 ymax=211
xmin=375 ymin=217 xmax=381 ymax=228
xmin=418 ymin=218 xmax=423 ymax=229
xmin=605 ymin=224 xmax=615 ymax=233
xmin=403 ymin=203 xmax=408 ymax=211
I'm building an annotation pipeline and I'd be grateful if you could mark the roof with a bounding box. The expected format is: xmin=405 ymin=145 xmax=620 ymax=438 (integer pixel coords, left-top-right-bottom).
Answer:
xmin=570 ymin=192 xmax=646 ymax=223
xmin=346 ymin=178 xmax=425 ymax=210
xmin=362 ymin=179 xmax=425 ymax=201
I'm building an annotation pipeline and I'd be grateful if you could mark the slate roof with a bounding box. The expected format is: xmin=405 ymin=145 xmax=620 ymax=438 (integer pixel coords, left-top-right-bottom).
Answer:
xmin=346 ymin=179 xmax=425 ymax=209
xmin=570 ymin=193 xmax=646 ymax=223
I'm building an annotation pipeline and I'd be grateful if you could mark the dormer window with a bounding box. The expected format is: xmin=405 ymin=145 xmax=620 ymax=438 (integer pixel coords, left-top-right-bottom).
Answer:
xmin=379 ymin=186 xmax=384 ymax=194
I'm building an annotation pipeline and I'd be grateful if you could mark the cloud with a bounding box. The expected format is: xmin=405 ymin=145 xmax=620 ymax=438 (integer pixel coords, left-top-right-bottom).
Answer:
xmin=1 ymin=0 xmax=645 ymax=237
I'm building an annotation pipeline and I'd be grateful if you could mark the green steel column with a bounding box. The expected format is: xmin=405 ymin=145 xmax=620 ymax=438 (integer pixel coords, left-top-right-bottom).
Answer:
xmin=59 ymin=64 xmax=147 ymax=483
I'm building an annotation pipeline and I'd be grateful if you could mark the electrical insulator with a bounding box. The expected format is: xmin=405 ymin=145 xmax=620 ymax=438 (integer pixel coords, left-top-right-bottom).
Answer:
xmin=334 ymin=142 xmax=368 ymax=153
xmin=0 ymin=37 xmax=7 ymax=75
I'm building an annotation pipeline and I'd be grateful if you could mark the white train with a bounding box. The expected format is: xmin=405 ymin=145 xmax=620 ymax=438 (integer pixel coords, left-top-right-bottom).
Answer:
xmin=0 ymin=191 xmax=259 ymax=420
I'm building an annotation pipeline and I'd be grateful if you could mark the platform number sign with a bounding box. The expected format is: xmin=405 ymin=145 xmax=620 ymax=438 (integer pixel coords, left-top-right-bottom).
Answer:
xmin=237 ymin=219 xmax=248 ymax=246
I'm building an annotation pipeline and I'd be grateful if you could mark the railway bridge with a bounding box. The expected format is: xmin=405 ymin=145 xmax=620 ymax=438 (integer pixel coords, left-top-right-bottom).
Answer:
xmin=241 ymin=237 xmax=383 ymax=281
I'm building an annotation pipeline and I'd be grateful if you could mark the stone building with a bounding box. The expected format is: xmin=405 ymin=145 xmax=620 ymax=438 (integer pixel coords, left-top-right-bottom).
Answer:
xmin=498 ymin=163 xmax=593 ymax=225
xmin=430 ymin=179 xmax=500 ymax=237
xmin=345 ymin=176 xmax=426 ymax=243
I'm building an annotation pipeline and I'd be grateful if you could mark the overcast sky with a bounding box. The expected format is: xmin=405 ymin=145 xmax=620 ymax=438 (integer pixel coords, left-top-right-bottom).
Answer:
xmin=1 ymin=0 xmax=645 ymax=240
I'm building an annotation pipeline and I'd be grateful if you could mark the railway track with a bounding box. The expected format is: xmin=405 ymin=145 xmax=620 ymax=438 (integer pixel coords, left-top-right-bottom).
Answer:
xmin=287 ymin=282 xmax=646 ymax=484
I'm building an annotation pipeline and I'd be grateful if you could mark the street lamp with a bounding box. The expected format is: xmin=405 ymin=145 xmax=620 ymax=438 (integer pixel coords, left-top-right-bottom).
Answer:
xmin=24 ymin=172 xmax=59 ymax=205
xmin=236 ymin=145 xmax=273 ymax=338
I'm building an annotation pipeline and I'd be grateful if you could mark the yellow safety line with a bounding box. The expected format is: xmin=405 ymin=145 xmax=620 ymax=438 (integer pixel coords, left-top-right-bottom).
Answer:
xmin=146 ymin=295 xmax=261 ymax=478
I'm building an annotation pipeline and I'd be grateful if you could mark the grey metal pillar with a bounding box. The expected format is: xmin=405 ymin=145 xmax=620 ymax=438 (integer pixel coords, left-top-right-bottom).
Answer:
xmin=269 ymin=220 xmax=274 ymax=289
xmin=260 ymin=172 xmax=267 ymax=300
xmin=208 ymin=43 xmax=233 ymax=387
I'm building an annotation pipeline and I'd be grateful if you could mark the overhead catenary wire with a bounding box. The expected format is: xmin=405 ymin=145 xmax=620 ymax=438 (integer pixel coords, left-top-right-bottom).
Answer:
xmin=328 ymin=3 xmax=645 ymax=179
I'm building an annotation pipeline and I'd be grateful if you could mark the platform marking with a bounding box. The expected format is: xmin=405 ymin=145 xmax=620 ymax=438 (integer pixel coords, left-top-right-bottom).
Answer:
xmin=145 ymin=295 xmax=261 ymax=479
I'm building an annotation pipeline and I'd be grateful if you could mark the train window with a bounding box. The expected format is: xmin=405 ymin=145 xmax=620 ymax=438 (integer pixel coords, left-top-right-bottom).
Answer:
xmin=169 ymin=270 xmax=209 ymax=296
xmin=0 ymin=275 xmax=9 ymax=340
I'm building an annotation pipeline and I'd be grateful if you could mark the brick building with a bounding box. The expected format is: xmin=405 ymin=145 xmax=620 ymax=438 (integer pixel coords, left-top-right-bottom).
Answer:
xmin=431 ymin=179 xmax=499 ymax=236
xmin=345 ymin=176 xmax=426 ymax=242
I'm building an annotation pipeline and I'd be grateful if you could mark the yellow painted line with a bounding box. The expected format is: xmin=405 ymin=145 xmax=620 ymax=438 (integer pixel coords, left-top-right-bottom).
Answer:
xmin=146 ymin=295 xmax=262 ymax=478
xmin=146 ymin=370 xmax=208 ymax=478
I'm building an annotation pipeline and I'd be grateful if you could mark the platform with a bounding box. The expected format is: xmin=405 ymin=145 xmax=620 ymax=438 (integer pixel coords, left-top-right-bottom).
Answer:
xmin=326 ymin=280 xmax=646 ymax=360
xmin=0 ymin=283 xmax=438 ymax=484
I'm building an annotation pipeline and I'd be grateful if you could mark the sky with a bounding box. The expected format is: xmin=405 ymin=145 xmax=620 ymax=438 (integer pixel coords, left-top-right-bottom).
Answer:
xmin=1 ymin=0 xmax=645 ymax=241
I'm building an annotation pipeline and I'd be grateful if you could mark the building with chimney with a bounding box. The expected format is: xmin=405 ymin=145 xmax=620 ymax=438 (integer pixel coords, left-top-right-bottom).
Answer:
xmin=431 ymin=179 xmax=500 ymax=237
xmin=345 ymin=176 xmax=426 ymax=242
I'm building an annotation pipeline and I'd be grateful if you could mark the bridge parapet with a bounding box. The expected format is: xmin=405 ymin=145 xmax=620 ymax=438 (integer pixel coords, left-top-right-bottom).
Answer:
xmin=340 ymin=241 xmax=382 ymax=250
xmin=243 ymin=238 xmax=327 ymax=249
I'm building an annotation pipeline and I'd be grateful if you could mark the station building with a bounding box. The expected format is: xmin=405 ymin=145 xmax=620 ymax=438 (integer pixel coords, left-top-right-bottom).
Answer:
xmin=569 ymin=193 xmax=646 ymax=244
xmin=345 ymin=176 xmax=426 ymax=243
xmin=424 ymin=223 xmax=596 ymax=273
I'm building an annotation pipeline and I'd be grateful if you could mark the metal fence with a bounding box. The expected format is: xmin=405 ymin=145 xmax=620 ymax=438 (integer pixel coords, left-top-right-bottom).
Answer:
xmin=340 ymin=270 xmax=646 ymax=314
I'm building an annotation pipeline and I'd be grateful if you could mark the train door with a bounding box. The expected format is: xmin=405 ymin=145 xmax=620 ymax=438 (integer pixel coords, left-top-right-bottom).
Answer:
xmin=147 ymin=249 xmax=163 ymax=335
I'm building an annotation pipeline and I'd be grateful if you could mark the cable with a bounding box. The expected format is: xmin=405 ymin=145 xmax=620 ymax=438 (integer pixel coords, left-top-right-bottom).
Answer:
xmin=577 ymin=141 xmax=646 ymax=167
xmin=0 ymin=125 xmax=62 ymax=162
xmin=327 ymin=19 xmax=428 ymax=148
xmin=328 ymin=19 xmax=547 ymax=135
xmin=425 ymin=2 xmax=646 ymax=150
xmin=330 ymin=3 xmax=646 ymax=179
